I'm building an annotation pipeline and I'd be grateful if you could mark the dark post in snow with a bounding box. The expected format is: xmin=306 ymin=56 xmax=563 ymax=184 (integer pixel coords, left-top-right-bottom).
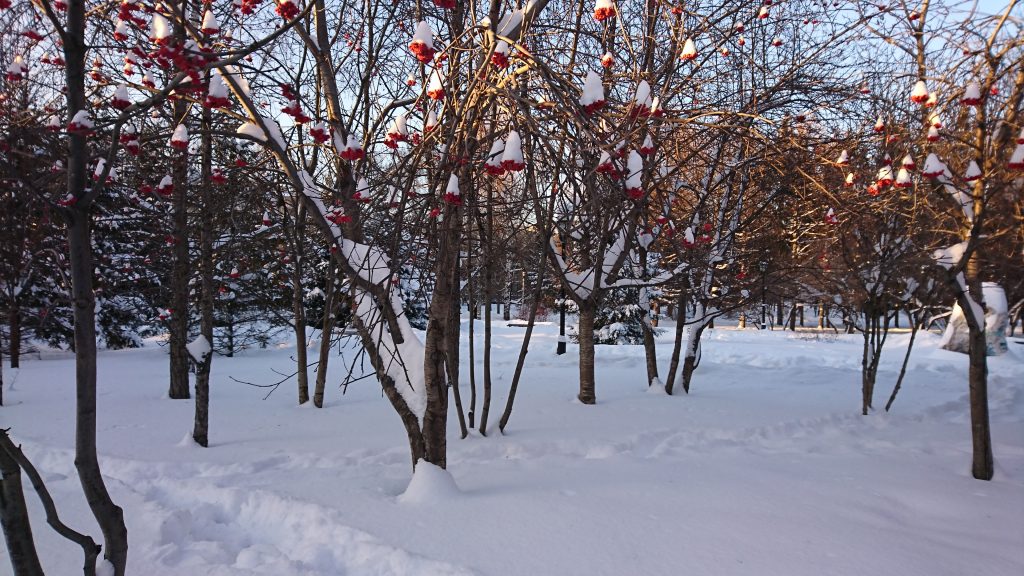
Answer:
xmin=759 ymin=260 xmax=768 ymax=330
xmin=557 ymin=289 xmax=566 ymax=355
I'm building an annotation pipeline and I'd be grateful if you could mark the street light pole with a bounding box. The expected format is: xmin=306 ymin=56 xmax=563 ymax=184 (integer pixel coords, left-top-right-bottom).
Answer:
xmin=759 ymin=260 xmax=768 ymax=330
xmin=557 ymin=289 xmax=567 ymax=355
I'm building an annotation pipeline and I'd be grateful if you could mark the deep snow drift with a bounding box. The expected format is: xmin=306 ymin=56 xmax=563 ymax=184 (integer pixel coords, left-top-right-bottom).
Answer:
xmin=1 ymin=320 xmax=1022 ymax=575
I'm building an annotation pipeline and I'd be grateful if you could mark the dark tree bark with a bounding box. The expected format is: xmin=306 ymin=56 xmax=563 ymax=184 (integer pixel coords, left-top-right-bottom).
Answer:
xmin=885 ymin=310 xmax=920 ymax=412
xmin=664 ymin=290 xmax=688 ymax=395
xmin=962 ymin=255 xmax=993 ymax=480
xmin=67 ymin=209 xmax=128 ymax=575
xmin=860 ymin=301 xmax=890 ymax=415
xmin=641 ymin=308 xmax=659 ymax=385
xmin=1 ymin=430 xmax=99 ymax=575
xmin=7 ymin=304 xmax=19 ymax=369
xmin=313 ymin=266 xmax=337 ymax=408
xmin=291 ymin=204 xmax=310 ymax=405
xmin=419 ymin=210 xmax=460 ymax=468
xmin=446 ymin=253 xmax=469 ymax=440
xmin=639 ymin=250 xmax=659 ymax=386
xmin=193 ymin=104 xmax=215 ymax=447
xmin=0 ymin=439 xmax=44 ymax=576
xmin=167 ymin=93 xmax=191 ymax=400
xmin=499 ymin=247 xmax=546 ymax=433
xmin=63 ymin=0 xmax=130 ymax=564
xmin=479 ymin=190 xmax=495 ymax=436
xmin=467 ymin=249 xmax=476 ymax=428
xmin=576 ymin=303 xmax=597 ymax=404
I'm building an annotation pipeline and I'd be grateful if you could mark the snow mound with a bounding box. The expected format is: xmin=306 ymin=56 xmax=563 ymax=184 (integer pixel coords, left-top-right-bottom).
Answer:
xmin=398 ymin=461 xmax=460 ymax=504
xmin=646 ymin=377 xmax=667 ymax=394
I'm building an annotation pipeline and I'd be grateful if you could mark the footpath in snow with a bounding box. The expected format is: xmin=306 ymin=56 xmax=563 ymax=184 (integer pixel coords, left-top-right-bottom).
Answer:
xmin=1 ymin=322 xmax=1022 ymax=575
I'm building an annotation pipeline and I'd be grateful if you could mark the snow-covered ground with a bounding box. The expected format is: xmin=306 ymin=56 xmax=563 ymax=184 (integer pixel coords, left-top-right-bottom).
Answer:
xmin=2 ymin=320 xmax=1023 ymax=576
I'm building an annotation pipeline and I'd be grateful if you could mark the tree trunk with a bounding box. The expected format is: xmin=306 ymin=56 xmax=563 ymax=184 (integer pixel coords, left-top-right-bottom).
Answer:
xmin=885 ymin=313 xmax=919 ymax=412
xmin=956 ymin=254 xmax=993 ymax=479
xmin=860 ymin=306 xmax=890 ymax=416
xmin=499 ymin=248 xmax=547 ymax=433
xmin=503 ymin=273 xmax=511 ymax=321
xmin=968 ymin=319 xmax=993 ymax=480
xmin=641 ymin=319 xmax=659 ymax=386
xmin=167 ymin=92 xmax=191 ymax=400
xmin=225 ymin=308 xmax=235 ymax=357
xmin=0 ymin=442 xmax=44 ymax=576
xmin=861 ymin=311 xmax=875 ymax=415
xmin=68 ymin=211 xmax=128 ymax=575
xmin=577 ymin=303 xmax=597 ymax=404
xmin=193 ymin=104 xmax=215 ymax=447
xmin=292 ymin=203 xmax=310 ymax=405
xmin=467 ymin=251 xmax=476 ymax=428
xmin=664 ymin=290 xmax=688 ymax=395
xmin=7 ymin=303 xmax=19 ymax=369
xmin=62 ymin=2 xmax=129 ymax=560
xmin=313 ymin=266 xmax=336 ymax=408
xmin=681 ymin=322 xmax=706 ymax=394
xmin=447 ymin=252 xmax=468 ymax=440
xmin=479 ymin=199 xmax=495 ymax=435
xmin=639 ymin=286 xmax=659 ymax=386
xmin=479 ymin=284 xmax=493 ymax=435
xmin=410 ymin=200 xmax=463 ymax=468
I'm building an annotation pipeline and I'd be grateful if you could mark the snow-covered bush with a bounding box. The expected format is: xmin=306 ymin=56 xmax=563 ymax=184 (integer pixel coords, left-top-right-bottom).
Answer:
xmin=571 ymin=288 xmax=657 ymax=345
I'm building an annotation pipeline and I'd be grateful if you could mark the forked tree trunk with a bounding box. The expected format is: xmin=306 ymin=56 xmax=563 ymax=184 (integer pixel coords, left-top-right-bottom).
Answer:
xmin=860 ymin=304 xmax=890 ymax=415
xmin=664 ymin=290 xmax=688 ymax=395
xmin=1 ymin=430 xmax=100 ymax=575
xmin=577 ymin=303 xmax=597 ymax=404
xmin=0 ymin=442 xmax=44 ymax=576
xmin=418 ymin=213 xmax=461 ymax=468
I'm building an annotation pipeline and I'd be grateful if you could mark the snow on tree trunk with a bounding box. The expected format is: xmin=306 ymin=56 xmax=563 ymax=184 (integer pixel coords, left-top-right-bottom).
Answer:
xmin=941 ymin=283 xmax=1009 ymax=356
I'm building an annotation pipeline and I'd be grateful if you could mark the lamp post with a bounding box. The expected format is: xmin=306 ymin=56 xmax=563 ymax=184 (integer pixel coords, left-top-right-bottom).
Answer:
xmin=554 ymin=223 xmax=568 ymax=355
xmin=557 ymin=289 xmax=567 ymax=355
xmin=759 ymin=260 xmax=768 ymax=330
